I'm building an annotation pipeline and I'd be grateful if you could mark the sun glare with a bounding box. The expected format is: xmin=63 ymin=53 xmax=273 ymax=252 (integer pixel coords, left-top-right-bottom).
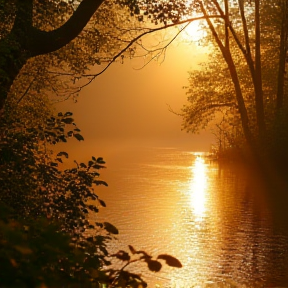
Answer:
xmin=179 ymin=20 xmax=206 ymax=42
xmin=189 ymin=156 xmax=208 ymax=222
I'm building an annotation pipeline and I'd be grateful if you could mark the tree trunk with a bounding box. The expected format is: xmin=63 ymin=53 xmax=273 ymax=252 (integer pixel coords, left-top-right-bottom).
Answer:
xmin=0 ymin=0 xmax=105 ymax=116
xmin=254 ymin=0 xmax=266 ymax=139
xmin=0 ymin=37 xmax=30 ymax=117
xmin=200 ymin=1 xmax=255 ymax=154
xmin=224 ymin=50 xmax=255 ymax=152
xmin=276 ymin=0 xmax=288 ymax=110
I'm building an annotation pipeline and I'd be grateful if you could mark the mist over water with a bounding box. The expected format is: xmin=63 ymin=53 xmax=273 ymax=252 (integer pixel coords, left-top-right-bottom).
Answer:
xmin=94 ymin=146 xmax=288 ymax=287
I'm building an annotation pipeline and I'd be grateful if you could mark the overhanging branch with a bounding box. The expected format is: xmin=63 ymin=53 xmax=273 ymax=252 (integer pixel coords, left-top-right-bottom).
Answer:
xmin=30 ymin=0 xmax=105 ymax=56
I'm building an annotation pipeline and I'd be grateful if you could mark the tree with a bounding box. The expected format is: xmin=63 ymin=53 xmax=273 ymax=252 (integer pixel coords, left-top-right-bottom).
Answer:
xmin=0 ymin=0 xmax=228 ymax=116
xmin=181 ymin=0 xmax=288 ymax=167
xmin=0 ymin=2 xmax=190 ymax=286
xmin=0 ymin=109 xmax=114 ymax=285
xmin=0 ymin=109 xmax=183 ymax=287
xmin=0 ymin=0 xmax=104 ymax=112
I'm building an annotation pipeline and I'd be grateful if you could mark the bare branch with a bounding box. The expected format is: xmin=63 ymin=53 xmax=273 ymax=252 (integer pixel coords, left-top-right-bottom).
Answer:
xmin=133 ymin=23 xmax=189 ymax=70
xmin=72 ymin=14 xmax=224 ymax=91
xmin=199 ymin=2 xmax=226 ymax=57
xmin=167 ymin=103 xmax=182 ymax=116
xmin=17 ymin=77 xmax=35 ymax=104
xmin=171 ymin=102 xmax=236 ymax=117
xmin=228 ymin=24 xmax=246 ymax=54
xmin=224 ymin=0 xmax=229 ymax=49
xmin=238 ymin=0 xmax=252 ymax=56
xmin=211 ymin=0 xmax=225 ymax=17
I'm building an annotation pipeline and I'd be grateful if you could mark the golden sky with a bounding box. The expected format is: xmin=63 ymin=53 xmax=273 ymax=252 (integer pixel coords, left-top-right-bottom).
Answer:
xmin=56 ymin=39 xmax=214 ymax=159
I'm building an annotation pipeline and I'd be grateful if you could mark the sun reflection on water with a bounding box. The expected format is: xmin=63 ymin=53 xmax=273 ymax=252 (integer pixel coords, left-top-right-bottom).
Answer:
xmin=190 ymin=155 xmax=208 ymax=222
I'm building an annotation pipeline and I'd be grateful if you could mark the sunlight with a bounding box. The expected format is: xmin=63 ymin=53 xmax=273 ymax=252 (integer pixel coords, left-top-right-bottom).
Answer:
xmin=179 ymin=20 xmax=206 ymax=42
xmin=189 ymin=156 xmax=208 ymax=222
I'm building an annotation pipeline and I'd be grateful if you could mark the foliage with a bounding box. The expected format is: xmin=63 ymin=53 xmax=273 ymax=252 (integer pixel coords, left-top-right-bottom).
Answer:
xmin=181 ymin=50 xmax=238 ymax=134
xmin=180 ymin=0 xmax=288 ymax=167
xmin=105 ymin=245 xmax=182 ymax=288
xmin=0 ymin=110 xmax=112 ymax=286
xmin=0 ymin=206 xmax=83 ymax=288
xmin=0 ymin=109 xmax=182 ymax=287
xmin=0 ymin=0 xmax=151 ymax=106
xmin=0 ymin=0 xmax=226 ymax=112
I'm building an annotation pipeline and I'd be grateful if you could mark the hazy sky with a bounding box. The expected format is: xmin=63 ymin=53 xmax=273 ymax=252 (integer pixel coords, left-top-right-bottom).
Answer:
xmin=56 ymin=39 xmax=214 ymax=159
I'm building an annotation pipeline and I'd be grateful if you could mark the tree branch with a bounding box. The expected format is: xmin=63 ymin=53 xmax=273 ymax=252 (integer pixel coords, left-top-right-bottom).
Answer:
xmin=238 ymin=0 xmax=252 ymax=56
xmin=199 ymin=1 xmax=226 ymax=58
xmin=29 ymin=0 xmax=105 ymax=56
xmin=71 ymin=14 xmax=224 ymax=90
xmin=13 ymin=0 xmax=33 ymax=32
xmin=228 ymin=24 xmax=246 ymax=54
xmin=224 ymin=0 xmax=229 ymax=49
xmin=170 ymin=102 xmax=236 ymax=117
xmin=17 ymin=77 xmax=35 ymax=104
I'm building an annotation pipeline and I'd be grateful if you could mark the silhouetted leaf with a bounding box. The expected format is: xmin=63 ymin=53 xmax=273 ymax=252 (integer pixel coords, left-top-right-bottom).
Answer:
xmin=93 ymin=180 xmax=108 ymax=186
xmin=96 ymin=157 xmax=105 ymax=164
xmin=128 ymin=245 xmax=136 ymax=254
xmin=157 ymin=254 xmax=182 ymax=268
xmin=87 ymin=236 xmax=94 ymax=242
xmin=103 ymin=222 xmax=118 ymax=234
xmin=147 ymin=260 xmax=162 ymax=272
xmin=92 ymin=164 xmax=105 ymax=169
xmin=135 ymin=250 xmax=151 ymax=258
xmin=61 ymin=117 xmax=74 ymax=124
xmin=64 ymin=112 xmax=73 ymax=117
xmin=59 ymin=135 xmax=67 ymax=142
xmin=57 ymin=151 xmax=68 ymax=158
xmin=112 ymin=250 xmax=130 ymax=261
xmin=95 ymin=222 xmax=103 ymax=228
xmin=98 ymin=199 xmax=106 ymax=207
xmin=67 ymin=131 xmax=73 ymax=137
xmin=74 ymin=133 xmax=84 ymax=141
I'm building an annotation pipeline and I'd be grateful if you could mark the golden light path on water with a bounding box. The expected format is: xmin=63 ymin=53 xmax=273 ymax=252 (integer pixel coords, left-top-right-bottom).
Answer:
xmin=189 ymin=155 xmax=208 ymax=223
xmin=93 ymin=148 xmax=288 ymax=287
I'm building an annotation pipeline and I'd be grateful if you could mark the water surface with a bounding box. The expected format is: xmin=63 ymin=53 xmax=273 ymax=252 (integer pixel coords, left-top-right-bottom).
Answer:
xmin=95 ymin=146 xmax=288 ymax=287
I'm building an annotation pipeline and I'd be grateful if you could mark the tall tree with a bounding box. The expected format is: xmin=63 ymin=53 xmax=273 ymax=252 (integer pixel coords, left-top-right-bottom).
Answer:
xmin=0 ymin=0 xmax=104 ymax=113
xmin=181 ymin=0 xmax=288 ymax=162
xmin=0 ymin=0 xmax=225 ymax=116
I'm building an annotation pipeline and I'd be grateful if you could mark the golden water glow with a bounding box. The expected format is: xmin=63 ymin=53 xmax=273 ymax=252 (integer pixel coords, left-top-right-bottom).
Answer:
xmin=189 ymin=156 xmax=208 ymax=221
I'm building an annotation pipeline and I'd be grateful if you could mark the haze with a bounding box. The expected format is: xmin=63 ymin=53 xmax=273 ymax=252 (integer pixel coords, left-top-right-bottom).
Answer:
xmin=56 ymin=41 xmax=214 ymax=159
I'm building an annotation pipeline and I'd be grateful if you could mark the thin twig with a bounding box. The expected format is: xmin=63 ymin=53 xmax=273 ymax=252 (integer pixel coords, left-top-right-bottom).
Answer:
xmin=17 ymin=78 xmax=35 ymax=104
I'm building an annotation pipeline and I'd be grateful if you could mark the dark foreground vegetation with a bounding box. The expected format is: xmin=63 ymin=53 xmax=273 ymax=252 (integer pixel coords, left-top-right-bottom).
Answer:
xmin=0 ymin=110 xmax=182 ymax=287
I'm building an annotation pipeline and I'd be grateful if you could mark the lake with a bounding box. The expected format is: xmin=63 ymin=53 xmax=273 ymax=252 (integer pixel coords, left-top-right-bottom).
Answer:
xmin=94 ymin=146 xmax=288 ymax=287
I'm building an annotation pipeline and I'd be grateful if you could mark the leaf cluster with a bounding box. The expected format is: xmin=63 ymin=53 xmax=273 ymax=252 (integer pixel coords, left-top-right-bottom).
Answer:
xmin=105 ymin=245 xmax=182 ymax=287
xmin=181 ymin=0 xmax=288 ymax=158
xmin=118 ymin=0 xmax=196 ymax=25
xmin=0 ymin=111 xmax=114 ymax=286
xmin=0 ymin=109 xmax=183 ymax=287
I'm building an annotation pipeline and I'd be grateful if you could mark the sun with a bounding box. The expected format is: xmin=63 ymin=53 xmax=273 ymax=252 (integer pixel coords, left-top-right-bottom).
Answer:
xmin=179 ymin=20 xmax=206 ymax=42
